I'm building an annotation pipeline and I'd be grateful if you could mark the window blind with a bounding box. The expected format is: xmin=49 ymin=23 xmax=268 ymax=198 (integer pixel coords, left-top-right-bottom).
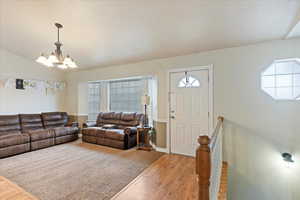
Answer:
xmin=109 ymin=79 xmax=144 ymax=112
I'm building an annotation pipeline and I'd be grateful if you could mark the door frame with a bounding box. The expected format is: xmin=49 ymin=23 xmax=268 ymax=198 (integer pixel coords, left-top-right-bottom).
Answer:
xmin=166 ymin=65 xmax=214 ymax=155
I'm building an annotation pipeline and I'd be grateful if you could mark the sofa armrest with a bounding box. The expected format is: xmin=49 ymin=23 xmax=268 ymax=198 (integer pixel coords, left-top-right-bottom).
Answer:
xmin=124 ymin=127 xmax=137 ymax=136
xmin=83 ymin=122 xmax=97 ymax=128
xmin=66 ymin=122 xmax=79 ymax=127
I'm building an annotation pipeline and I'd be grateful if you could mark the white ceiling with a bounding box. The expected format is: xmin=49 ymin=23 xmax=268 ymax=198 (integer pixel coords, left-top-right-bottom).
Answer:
xmin=1 ymin=0 xmax=300 ymax=69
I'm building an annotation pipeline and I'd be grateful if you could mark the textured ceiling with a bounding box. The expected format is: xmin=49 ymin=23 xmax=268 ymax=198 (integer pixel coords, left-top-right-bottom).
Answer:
xmin=1 ymin=0 xmax=300 ymax=69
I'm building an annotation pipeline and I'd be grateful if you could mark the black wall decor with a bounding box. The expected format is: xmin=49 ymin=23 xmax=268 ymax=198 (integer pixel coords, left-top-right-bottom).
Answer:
xmin=16 ymin=79 xmax=24 ymax=90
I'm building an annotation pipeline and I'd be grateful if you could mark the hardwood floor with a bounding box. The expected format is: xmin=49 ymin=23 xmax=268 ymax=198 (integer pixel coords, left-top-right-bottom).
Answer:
xmin=112 ymin=154 xmax=198 ymax=200
xmin=0 ymin=176 xmax=38 ymax=200
xmin=112 ymin=154 xmax=228 ymax=200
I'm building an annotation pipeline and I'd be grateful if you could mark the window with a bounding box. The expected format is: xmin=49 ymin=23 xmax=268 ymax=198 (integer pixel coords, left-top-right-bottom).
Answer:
xmin=178 ymin=74 xmax=200 ymax=88
xmin=109 ymin=79 xmax=144 ymax=112
xmin=88 ymin=82 xmax=101 ymax=121
xmin=261 ymin=58 xmax=300 ymax=100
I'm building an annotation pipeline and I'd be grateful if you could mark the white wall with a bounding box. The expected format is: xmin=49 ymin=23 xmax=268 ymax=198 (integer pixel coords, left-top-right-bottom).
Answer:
xmin=66 ymin=38 xmax=300 ymax=200
xmin=0 ymin=48 xmax=66 ymax=114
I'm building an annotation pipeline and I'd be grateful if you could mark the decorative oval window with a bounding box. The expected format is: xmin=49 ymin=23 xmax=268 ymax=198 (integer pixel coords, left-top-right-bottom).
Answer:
xmin=178 ymin=72 xmax=200 ymax=88
xmin=261 ymin=58 xmax=300 ymax=100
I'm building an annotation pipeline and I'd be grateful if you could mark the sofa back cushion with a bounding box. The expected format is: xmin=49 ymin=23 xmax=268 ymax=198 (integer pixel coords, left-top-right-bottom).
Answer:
xmin=102 ymin=112 xmax=115 ymax=119
xmin=96 ymin=112 xmax=143 ymax=128
xmin=96 ymin=112 xmax=121 ymax=126
xmin=0 ymin=115 xmax=21 ymax=137
xmin=41 ymin=112 xmax=68 ymax=129
xmin=118 ymin=113 xmax=144 ymax=128
xmin=121 ymin=112 xmax=136 ymax=121
xmin=19 ymin=114 xmax=44 ymax=132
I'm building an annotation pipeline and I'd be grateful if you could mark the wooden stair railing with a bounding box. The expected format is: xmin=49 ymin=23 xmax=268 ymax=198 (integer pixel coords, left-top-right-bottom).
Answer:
xmin=196 ymin=116 xmax=224 ymax=200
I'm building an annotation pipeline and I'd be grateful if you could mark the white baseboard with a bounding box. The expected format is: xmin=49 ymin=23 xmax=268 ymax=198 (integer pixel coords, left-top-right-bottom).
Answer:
xmin=155 ymin=147 xmax=169 ymax=153
xmin=151 ymin=142 xmax=169 ymax=153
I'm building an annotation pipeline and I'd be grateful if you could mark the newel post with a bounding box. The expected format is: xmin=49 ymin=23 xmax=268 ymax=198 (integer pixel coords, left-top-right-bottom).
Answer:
xmin=196 ymin=136 xmax=211 ymax=200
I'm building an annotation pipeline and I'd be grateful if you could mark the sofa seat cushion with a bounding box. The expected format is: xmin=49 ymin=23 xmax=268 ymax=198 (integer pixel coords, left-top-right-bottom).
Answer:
xmin=28 ymin=129 xmax=55 ymax=142
xmin=0 ymin=133 xmax=30 ymax=148
xmin=54 ymin=127 xmax=78 ymax=137
xmin=104 ymin=129 xmax=125 ymax=141
xmin=82 ymin=127 xmax=105 ymax=137
xmin=0 ymin=131 xmax=22 ymax=137
xmin=102 ymin=124 xmax=118 ymax=129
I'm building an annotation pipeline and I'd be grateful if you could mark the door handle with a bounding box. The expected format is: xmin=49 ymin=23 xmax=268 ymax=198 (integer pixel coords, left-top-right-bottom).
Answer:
xmin=170 ymin=116 xmax=175 ymax=119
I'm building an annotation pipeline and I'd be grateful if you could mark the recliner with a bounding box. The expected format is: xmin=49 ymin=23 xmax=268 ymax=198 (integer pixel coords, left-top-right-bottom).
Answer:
xmin=0 ymin=112 xmax=79 ymax=159
xmin=41 ymin=112 xmax=79 ymax=145
xmin=0 ymin=115 xmax=30 ymax=158
xmin=20 ymin=114 xmax=55 ymax=151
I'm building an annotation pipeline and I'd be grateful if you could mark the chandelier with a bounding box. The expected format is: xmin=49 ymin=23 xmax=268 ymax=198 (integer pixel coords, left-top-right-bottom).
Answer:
xmin=36 ymin=23 xmax=78 ymax=69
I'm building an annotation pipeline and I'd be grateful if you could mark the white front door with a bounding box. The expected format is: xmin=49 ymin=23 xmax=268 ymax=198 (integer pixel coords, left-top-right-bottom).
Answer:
xmin=169 ymin=69 xmax=209 ymax=156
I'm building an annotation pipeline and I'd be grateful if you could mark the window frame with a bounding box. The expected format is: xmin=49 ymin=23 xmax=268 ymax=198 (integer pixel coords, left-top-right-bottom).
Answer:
xmin=87 ymin=82 xmax=101 ymax=121
xmin=261 ymin=58 xmax=300 ymax=101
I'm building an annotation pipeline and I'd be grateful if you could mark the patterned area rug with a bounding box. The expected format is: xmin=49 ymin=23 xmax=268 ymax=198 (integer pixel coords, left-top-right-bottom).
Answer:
xmin=0 ymin=140 xmax=163 ymax=200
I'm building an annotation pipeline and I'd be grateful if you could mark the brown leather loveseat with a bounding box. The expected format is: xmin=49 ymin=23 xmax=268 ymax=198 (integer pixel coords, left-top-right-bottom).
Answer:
xmin=82 ymin=112 xmax=143 ymax=149
xmin=0 ymin=112 xmax=79 ymax=158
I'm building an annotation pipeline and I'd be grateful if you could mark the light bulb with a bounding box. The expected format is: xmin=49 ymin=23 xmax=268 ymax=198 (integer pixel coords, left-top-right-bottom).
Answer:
xmin=48 ymin=52 xmax=59 ymax=63
xmin=36 ymin=54 xmax=47 ymax=64
xmin=63 ymin=55 xmax=72 ymax=65
xmin=68 ymin=60 xmax=78 ymax=68
xmin=44 ymin=60 xmax=54 ymax=67
xmin=57 ymin=64 xmax=68 ymax=69
xmin=36 ymin=54 xmax=54 ymax=67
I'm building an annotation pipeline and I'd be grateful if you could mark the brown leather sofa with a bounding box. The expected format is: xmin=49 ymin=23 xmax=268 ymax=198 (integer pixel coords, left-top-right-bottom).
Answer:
xmin=82 ymin=112 xmax=144 ymax=149
xmin=0 ymin=112 xmax=79 ymax=158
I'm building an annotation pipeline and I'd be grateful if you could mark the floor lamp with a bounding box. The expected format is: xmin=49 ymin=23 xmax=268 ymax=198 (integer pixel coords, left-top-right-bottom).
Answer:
xmin=141 ymin=94 xmax=150 ymax=127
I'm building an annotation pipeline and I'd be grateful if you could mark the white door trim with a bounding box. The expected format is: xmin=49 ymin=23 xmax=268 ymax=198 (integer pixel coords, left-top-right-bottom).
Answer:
xmin=166 ymin=65 xmax=214 ymax=155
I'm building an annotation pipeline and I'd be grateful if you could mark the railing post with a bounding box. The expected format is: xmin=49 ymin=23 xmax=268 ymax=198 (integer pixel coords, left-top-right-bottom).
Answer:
xmin=217 ymin=116 xmax=224 ymax=123
xmin=196 ymin=136 xmax=211 ymax=200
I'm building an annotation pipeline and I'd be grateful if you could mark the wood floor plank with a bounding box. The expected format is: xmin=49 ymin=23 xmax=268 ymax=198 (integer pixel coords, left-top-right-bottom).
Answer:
xmin=0 ymin=176 xmax=38 ymax=200
xmin=111 ymin=154 xmax=198 ymax=200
